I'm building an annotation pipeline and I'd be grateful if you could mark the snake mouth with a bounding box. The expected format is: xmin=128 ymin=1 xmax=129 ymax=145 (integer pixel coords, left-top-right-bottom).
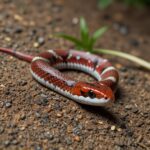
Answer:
xmin=71 ymin=95 xmax=112 ymax=106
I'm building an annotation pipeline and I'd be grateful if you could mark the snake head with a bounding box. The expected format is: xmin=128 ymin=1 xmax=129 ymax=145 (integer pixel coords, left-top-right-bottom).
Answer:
xmin=71 ymin=82 xmax=115 ymax=106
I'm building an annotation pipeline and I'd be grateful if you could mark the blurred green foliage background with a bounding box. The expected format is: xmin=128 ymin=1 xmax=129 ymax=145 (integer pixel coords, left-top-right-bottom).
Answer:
xmin=98 ymin=0 xmax=150 ymax=9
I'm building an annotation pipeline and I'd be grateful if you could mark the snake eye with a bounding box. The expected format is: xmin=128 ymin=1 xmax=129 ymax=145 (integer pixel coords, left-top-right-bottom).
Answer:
xmin=104 ymin=96 xmax=108 ymax=99
xmin=80 ymin=90 xmax=88 ymax=97
xmin=88 ymin=90 xmax=96 ymax=99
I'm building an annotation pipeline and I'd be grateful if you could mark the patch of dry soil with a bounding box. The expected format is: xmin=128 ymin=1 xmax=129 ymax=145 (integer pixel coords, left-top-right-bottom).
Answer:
xmin=0 ymin=0 xmax=150 ymax=149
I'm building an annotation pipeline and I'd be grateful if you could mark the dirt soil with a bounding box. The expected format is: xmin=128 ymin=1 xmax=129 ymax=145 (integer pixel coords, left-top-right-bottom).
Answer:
xmin=0 ymin=0 xmax=150 ymax=149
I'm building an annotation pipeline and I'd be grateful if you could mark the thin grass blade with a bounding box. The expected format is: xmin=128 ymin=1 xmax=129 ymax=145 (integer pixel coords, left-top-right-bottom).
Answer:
xmin=56 ymin=33 xmax=84 ymax=48
xmin=91 ymin=26 xmax=108 ymax=44
xmin=80 ymin=17 xmax=89 ymax=44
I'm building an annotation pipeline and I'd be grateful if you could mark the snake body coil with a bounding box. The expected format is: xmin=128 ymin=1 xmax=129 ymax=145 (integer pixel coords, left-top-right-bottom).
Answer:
xmin=0 ymin=48 xmax=119 ymax=106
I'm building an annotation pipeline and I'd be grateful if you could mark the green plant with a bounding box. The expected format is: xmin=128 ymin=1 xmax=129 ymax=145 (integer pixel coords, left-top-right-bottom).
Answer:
xmin=98 ymin=0 xmax=150 ymax=9
xmin=98 ymin=0 xmax=113 ymax=9
xmin=57 ymin=17 xmax=150 ymax=70
xmin=57 ymin=17 xmax=108 ymax=52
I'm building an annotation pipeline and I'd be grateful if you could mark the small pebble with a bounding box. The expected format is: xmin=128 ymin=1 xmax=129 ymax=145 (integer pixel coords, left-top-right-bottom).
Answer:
xmin=115 ymin=63 xmax=122 ymax=69
xmin=52 ymin=137 xmax=60 ymax=143
xmin=73 ymin=125 xmax=82 ymax=135
xmin=44 ymin=132 xmax=54 ymax=140
xmin=56 ymin=113 xmax=63 ymax=117
xmin=117 ymin=128 xmax=122 ymax=132
xmin=132 ymin=107 xmax=138 ymax=113
xmin=41 ymin=114 xmax=49 ymax=124
xmin=127 ymin=77 xmax=136 ymax=85
xmin=136 ymin=121 xmax=144 ymax=127
xmin=72 ymin=17 xmax=79 ymax=25
xmin=111 ymin=125 xmax=116 ymax=131
xmin=33 ymin=42 xmax=39 ymax=48
xmin=20 ymin=126 xmax=26 ymax=131
xmin=0 ymin=127 xmax=4 ymax=134
xmin=53 ymin=102 xmax=62 ymax=111
xmin=14 ymin=14 xmax=23 ymax=21
xmin=12 ymin=140 xmax=19 ymax=145
xmin=3 ymin=27 xmax=13 ymax=34
xmin=5 ymin=37 xmax=11 ymax=42
xmin=113 ymin=23 xmax=129 ymax=35
xmin=18 ymin=80 xmax=27 ymax=86
xmin=119 ymin=25 xmax=129 ymax=35
xmin=13 ymin=44 xmax=19 ymax=49
xmin=65 ymin=138 xmax=72 ymax=145
xmin=76 ymin=114 xmax=83 ymax=120
xmin=37 ymin=37 xmax=45 ymax=45
xmin=14 ymin=26 xmax=23 ymax=33
xmin=0 ymin=84 xmax=5 ymax=88
xmin=74 ymin=135 xmax=80 ymax=142
xmin=98 ymin=121 xmax=103 ymax=125
xmin=20 ymin=113 xmax=26 ymax=120
xmin=35 ymin=96 xmax=49 ymax=106
xmin=5 ymin=101 xmax=12 ymax=108
xmin=29 ymin=29 xmax=37 ymax=36
xmin=34 ymin=145 xmax=43 ymax=150
xmin=4 ymin=140 xmax=10 ymax=147
xmin=67 ymin=126 xmax=73 ymax=133
xmin=125 ymin=105 xmax=132 ymax=110
xmin=35 ymin=112 xmax=41 ymax=118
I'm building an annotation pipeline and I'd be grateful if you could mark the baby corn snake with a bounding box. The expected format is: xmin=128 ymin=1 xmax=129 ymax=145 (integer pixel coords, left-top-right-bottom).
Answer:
xmin=0 ymin=47 xmax=119 ymax=106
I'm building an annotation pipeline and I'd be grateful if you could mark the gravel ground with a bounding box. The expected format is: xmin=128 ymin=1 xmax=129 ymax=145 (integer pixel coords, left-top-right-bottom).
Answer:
xmin=0 ymin=0 xmax=150 ymax=149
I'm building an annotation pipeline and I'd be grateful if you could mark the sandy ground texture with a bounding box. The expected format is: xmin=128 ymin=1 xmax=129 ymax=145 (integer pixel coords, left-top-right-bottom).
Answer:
xmin=0 ymin=0 xmax=150 ymax=149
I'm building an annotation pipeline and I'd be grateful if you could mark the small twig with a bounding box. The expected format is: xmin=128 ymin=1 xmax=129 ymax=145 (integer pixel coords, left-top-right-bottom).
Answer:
xmin=93 ymin=49 xmax=150 ymax=70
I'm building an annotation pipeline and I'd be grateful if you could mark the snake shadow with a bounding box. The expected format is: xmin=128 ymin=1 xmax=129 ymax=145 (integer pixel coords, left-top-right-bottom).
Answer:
xmin=80 ymin=86 xmax=126 ymax=129
xmin=81 ymin=105 xmax=126 ymax=129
